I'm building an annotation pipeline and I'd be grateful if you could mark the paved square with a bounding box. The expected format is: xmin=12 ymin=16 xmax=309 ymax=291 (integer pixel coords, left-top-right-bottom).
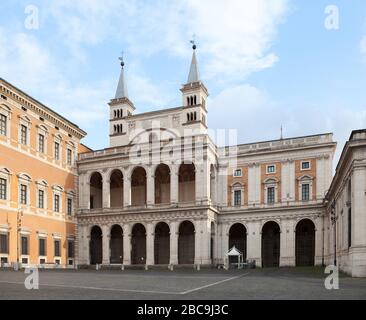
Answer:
xmin=0 ymin=267 xmax=365 ymax=300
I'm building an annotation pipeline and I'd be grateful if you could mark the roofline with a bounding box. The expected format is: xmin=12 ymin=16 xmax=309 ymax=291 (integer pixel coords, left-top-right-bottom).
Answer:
xmin=0 ymin=78 xmax=87 ymax=137
xmin=230 ymin=132 xmax=335 ymax=149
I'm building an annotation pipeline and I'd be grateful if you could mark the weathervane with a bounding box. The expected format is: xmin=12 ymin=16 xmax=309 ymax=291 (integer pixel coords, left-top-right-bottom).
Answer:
xmin=190 ymin=34 xmax=197 ymax=50
xmin=119 ymin=51 xmax=125 ymax=68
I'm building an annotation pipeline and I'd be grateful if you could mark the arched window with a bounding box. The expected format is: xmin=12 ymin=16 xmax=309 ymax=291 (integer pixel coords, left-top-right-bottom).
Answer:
xmin=187 ymin=113 xmax=190 ymax=122
xmin=114 ymin=110 xmax=116 ymax=118
xmin=187 ymin=97 xmax=190 ymax=106
xmin=194 ymin=112 xmax=197 ymax=121
xmin=194 ymin=95 xmax=197 ymax=105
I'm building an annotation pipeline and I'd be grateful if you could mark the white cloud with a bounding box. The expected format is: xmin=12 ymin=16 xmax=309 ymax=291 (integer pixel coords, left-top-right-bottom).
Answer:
xmin=208 ymin=84 xmax=366 ymax=164
xmin=46 ymin=0 xmax=289 ymax=82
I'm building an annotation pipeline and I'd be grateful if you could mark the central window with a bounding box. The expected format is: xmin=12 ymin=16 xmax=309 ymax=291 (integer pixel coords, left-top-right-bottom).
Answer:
xmin=267 ymin=187 xmax=275 ymax=204
xmin=21 ymin=236 xmax=29 ymax=255
xmin=38 ymin=134 xmax=45 ymax=153
xmin=39 ymin=238 xmax=46 ymax=256
xmin=20 ymin=184 xmax=27 ymax=205
xmin=267 ymin=165 xmax=276 ymax=174
xmin=0 ymin=114 xmax=7 ymax=136
xmin=20 ymin=124 xmax=27 ymax=145
xmin=233 ymin=169 xmax=242 ymax=177
xmin=38 ymin=189 xmax=44 ymax=209
xmin=234 ymin=190 xmax=242 ymax=206
xmin=0 ymin=178 xmax=6 ymax=200
xmin=301 ymin=183 xmax=310 ymax=201
xmin=54 ymin=194 xmax=60 ymax=212
xmin=54 ymin=142 xmax=60 ymax=161
xmin=54 ymin=239 xmax=61 ymax=257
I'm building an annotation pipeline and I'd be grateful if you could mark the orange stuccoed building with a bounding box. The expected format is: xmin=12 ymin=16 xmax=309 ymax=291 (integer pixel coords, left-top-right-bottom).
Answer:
xmin=0 ymin=78 xmax=89 ymax=268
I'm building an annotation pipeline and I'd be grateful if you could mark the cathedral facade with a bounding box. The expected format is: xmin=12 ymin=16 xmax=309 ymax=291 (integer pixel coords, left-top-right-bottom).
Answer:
xmin=76 ymin=47 xmax=366 ymax=277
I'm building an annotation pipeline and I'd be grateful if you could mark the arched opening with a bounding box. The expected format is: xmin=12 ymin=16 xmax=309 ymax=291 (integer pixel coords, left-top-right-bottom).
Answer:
xmin=110 ymin=225 xmax=123 ymax=264
xmin=90 ymin=226 xmax=102 ymax=265
xmin=131 ymin=167 xmax=147 ymax=206
xmin=228 ymin=223 xmax=247 ymax=264
xmin=178 ymin=163 xmax=195 ymax=203
xmin=154 ymin=222 xmax=170 ymax=264
xmin=295 ymin=219 xmax=315 ymax=266
xmin=155 ymin=164 xmax=171 ymax=204
xmin=194 ymin=95 xmax=197 ymax=105
xmin=90 ymin=172 xmax=102 ymax=209
xmin=178 ymin=221 xmax=195 ymax=264
xmin=131 ymin=223 xmax=146 ymax=264
xmin=110 ymin=170 xmax=123 ymax=207
xmin=261 ymin=221 xmax=280 ymax=267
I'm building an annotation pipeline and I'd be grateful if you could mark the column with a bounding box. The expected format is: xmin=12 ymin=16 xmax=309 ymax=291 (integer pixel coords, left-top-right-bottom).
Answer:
xmin=288 ymin=160 xmax=295 ymax=201
xmin=146 ymin=223 xmax=154 ymax=265
xmin=81 ymin=174 xmax=90 ymax=210
xmin=316 ymin=156 xmax=325 ymax=200
xmin=170 ymin=165 xmax=178 ymax=205
xmin=281 ymin=161 xmax=289 ymax=202
xmin=218 ymin=165 xmax=228 ymax=206
xmin=200 ymin=219 xmax=211 ymax=264
xmin=123 ymin=224 xmax=131 ymax=265
xmin=315 ymin=216 xmax=324 ymax=266
xmin=280 ymin=219 xmax=295 ymax=267
xmin=220 ymin=223 xmax=229 ymax=264
xmin=247 ymin=221 xmax=261 ymax=267
xmin=146 ymin=170 xmax=155 ymax=207
xmin=102 ymin=178 xmax=110 ymax=208
xmin=169 ymin=221 xmax=178 ymax=264
xmin=102 ymin=224 xmax=110 ymax=265
xmin=123 ymin=176 xmax=131 ymax=207
xmin=194 ymin=220 xmax=201 ymax=265
xmin=77 ymin=224 xmax=89 ymax=265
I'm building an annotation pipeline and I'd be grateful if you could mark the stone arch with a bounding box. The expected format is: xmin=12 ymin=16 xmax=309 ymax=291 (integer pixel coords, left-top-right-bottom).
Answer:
xmin=90 ymin=172 xmax=103 ymax=209
xmin=178 ymin=220 xmax=195 ymax=264
xmin=228 ymin=223 xmax=247 ymax=263
xmin=110 ymin=224 xmax=123 ymax=263
xmin=154 ymin=222 xmax=170 ymax=264
xmin=295 ymin=219 xmax=315 ymax=266
xmin=261 ymin=221 xmax=281 ymax=267
xmin=131 ymin=167 xmax=147 ymax=206
xmin=155 ymin=164 xmax=171 ymax=204
xmin=131 ymin=223 xmax=146 ymax=264
xmin=178 ymin=163 xmax=195 ymax=203
xmin=90 ymin=225 xmax=102 ymax=265
xmin=110 ymin=169 xmax=123 ymax=208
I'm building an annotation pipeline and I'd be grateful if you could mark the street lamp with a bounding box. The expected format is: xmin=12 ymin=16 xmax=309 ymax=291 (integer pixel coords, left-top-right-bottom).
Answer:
xmin=330 ymin=201 xmax=337 ymax=266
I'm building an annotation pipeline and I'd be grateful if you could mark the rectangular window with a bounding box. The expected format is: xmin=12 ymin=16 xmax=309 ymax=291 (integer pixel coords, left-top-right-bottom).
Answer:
xmin=67 ymin=198 xmax=72 ymax=216
xmin=233 ymin=169 xmax=242 ymax=177
xmin=0 ymin=178 xmax=6 ymax=200
xmin=267 ymin=187 xmax=275 ymax=204
xmin=54 ymin=240 xmax=61 ymax=257
xmin=38 ymin=134 xmax=45 ymax=153
xmin=67 ymin=240 xmax=74 ymax=258
xmin=20 ymin=184 xmax=27 ymax=205
xmin=21 ymin=236 xmax=29 ymax=255
xmin=39 ymin=238 xmax=46 ymax=256
xmin=0 ymin=233 xmax=9 ymax=254
xmin=0 ymin=114 xmax=7 ymax=136
xmin=54 ymin=194 xmax=60 ymax=212
xmin=301 ymin=184 xmax=310 ymax=201
xmin=54 ymin=142 xmax=60 ymax=161
xmin=301 ymin=161 xmax=310 ymax=170
xmin=67 ymin=149 xmax=72 ymax=166
xmin=38 ymin=189 xmax=44 ymax=209
xmin=234 ymin=190 xmax=241 ymax=206
xmin=267 ymin=165 xmax=275 ymax=174
xmin=20 ymin=125 xmax=27 ymax=145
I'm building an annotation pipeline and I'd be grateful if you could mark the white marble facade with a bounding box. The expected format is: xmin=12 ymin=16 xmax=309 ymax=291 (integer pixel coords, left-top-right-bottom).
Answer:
xmin=76 ymin=48 xmax=366 ymax=277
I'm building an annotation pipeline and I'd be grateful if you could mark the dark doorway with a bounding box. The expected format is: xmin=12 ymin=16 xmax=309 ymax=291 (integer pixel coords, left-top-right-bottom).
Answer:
xmin=295 ymin=219 xmax=315 ymax=266
xmin=228 ymin=223 xmax=247 ymax=264
xmin=154 ymin=222 xmax=170 ymax=264
xmin=262 ymin=221 xmax=280 ymax=267
xmin=178 ymin=221 xmax=195 ymax=264
xmin=110 ymin=225 xmax=123 ymax=264
xmin=131 ymin=223 xmax=146 ymax=264
xmin=90 ymin=226 xmax=102 ymax=265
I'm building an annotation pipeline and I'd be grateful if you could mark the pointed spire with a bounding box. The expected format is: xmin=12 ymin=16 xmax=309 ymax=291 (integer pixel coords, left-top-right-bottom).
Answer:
xmin=187 ymin=40 xmax=200 ymax=83
xmin=115 ymin=53 xmax=128 ymax=99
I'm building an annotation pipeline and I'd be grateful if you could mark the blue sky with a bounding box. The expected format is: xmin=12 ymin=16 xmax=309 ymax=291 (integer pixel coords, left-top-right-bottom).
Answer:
xmin=0 ymin=0 xmax=365 ymax=164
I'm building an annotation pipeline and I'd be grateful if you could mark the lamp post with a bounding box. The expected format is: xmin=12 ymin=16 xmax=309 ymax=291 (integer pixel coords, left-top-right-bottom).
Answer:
xmin=330 ymin=202 xmax=337 ymax=266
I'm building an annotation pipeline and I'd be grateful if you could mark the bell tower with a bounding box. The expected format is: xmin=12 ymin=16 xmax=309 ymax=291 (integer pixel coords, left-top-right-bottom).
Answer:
xmin=109 ymin=54 xmax=135 ymax=146
xmin=181 ymin=41 xmax=209 ymax=129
